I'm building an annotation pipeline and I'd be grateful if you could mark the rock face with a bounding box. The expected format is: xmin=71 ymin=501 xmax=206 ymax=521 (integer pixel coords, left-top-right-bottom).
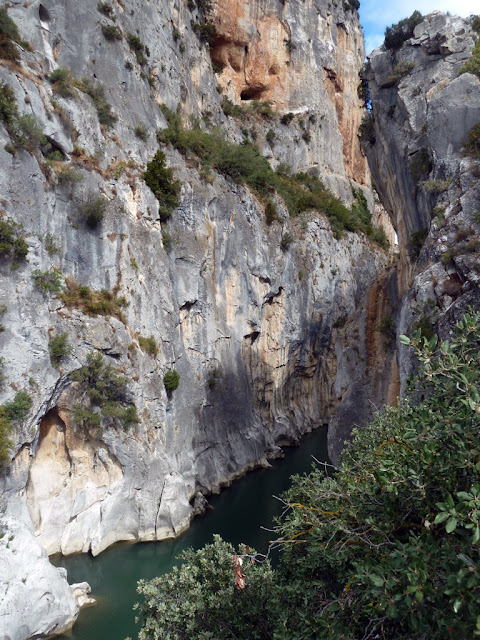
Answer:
xmin=0 ymin=0 xmax=392 ymax=636
xmin=362 ymin=12 xmax=480 ymax=390
xmin=0 ymin=509 xmax=79 ymax=640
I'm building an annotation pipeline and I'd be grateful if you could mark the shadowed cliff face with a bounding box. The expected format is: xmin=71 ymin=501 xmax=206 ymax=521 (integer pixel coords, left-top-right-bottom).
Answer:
xmin=0 ymin=0 xmax=393 ymax=636
xmin=362 ymin=12 xmax=480 ymax=392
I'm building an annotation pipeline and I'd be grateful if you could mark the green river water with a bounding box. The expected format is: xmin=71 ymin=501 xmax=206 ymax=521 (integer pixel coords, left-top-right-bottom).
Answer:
xmin=55 ymin=427 xmax=329 ymax=640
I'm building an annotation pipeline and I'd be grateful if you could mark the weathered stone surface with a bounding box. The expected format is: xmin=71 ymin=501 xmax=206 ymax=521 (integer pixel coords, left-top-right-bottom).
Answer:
xmin=363 ymin=12 xmax=480 ymax=393
xmin=0 ymin=510 xmax=79 ymax=640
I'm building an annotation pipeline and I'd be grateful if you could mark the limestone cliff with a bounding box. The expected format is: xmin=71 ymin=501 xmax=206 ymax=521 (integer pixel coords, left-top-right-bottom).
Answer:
xmin=362 ymin=12 xmax=480 ymax=391
xmin=0 ymin=0 xmax=390 ymax=637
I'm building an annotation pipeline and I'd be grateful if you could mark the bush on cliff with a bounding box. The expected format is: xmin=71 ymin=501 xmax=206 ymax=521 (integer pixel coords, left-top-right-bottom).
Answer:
xmin=460 ymin=38 xmax=480 ymax=79
xmin=0 ymin=392 xmax=32 ymax=468
xmin=143 ymin=150 xmax=181 ymax=221
xmin=71 ymin=351 xmax=139 ymax=430
xmin=157 ymin=105 xmax=388 ymax=246
xmin=0 ymin=7 xmax=31 ymax=63
xmin=384 ymin=11 xmax=424 ymax=51
xmin=136 ymin=309 xmax=480 ymax=639
xmin=462 ymin=122 xmax=480 ymax=158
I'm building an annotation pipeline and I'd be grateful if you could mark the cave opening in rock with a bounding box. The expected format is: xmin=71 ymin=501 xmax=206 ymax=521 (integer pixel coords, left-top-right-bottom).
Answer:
xmin=39 ymin=4 xmax=51 ymax=22
xmin=240 ymin=87 xmax=265 ymax=101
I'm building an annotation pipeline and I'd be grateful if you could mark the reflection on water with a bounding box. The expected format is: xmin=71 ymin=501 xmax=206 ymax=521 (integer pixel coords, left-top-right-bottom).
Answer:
xmin=55 ymin=427 xmax=330 ymax=640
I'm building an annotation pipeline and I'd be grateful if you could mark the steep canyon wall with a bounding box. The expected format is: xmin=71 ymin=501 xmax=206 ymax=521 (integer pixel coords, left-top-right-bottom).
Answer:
xmin=0 ymin=0 xmax=393 ymax=637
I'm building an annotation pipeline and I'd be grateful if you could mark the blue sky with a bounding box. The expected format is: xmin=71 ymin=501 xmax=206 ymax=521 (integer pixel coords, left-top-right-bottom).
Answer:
xmin=359 ymin=0 xmax=478 ymax=55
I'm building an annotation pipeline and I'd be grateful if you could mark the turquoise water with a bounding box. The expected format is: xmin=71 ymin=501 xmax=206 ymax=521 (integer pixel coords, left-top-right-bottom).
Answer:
xmin=55 ymin=427 xmax=330 ymax=640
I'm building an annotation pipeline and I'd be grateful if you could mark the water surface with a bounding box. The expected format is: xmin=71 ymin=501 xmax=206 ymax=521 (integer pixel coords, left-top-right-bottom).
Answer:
xmin=55 ymin=427 xmax=330 ymax=640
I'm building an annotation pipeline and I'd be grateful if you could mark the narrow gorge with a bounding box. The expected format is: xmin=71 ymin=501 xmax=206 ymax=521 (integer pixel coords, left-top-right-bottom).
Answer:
xmin=0 ymin=1 xmax=478 ymax=638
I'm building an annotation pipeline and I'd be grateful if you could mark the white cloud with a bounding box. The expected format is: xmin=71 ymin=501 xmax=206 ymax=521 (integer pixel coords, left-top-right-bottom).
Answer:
xmin=360 ymin=0 xmax=478 ymax=54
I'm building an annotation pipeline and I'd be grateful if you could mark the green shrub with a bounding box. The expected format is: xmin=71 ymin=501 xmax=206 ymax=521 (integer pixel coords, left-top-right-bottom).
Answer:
xmin=0 ymin=218 xmax=28 ymax=261
xmin=134 ymin=123 xmax=149 ymax=141
xmin=127 ymin=33 xmax=147 ymax=65
xmin=32 ymin=268 xmax=64 ymax=294
xmin=419 ymin=178 xmax=452 ymax=193
xmin=49 ymin=333 xmax=72 ymax=366
xmin=384 ymin=10 xmax=424 ymax=51
xmin=162 ymin=231 xmax=173 ymax=251
xmin=376 ymin=314 xmax=395 ymax=346
xmin=101 ymin=24 xmax=122 ymax=41
xmin=61 ymin=279 xmax=127 ymax=322
xmin=344 ymin=0 xmax=360 ymax=11
xmin=280 ymin=112 xmax=294 ymax=126
xmin=75 ymin=78 xmax=117 ymax=128
xmin=191 ymin=20 xmax=216 ymax=46
xmin=138 ymin=335 xmax=158 ymax=357
xmin=383 ymin=61 xmax=415 ymax=87
xmin=43 ymin=232 xmax=60 ymax=256
xmin=56 ymin=165 xmax=84 ymax=186
xmin=410 ymin=148 xmax=432 ymax=181
xmin=10 ymin=114 xmax=46 ymax=152
xmin=157 ymin=105 xmax=385 ymax=245
xmin=358 ymin=111 xmax=375 ymax=143
xmin=78 ymin=192 xmax=107 ymax=228
xmin=462 ymin=122 xmax=480 ymax=158
xmin=0 ymin=7 xmax=28 ymax=63
xmin=470 ymin=15 xmax=480 ymax=33
xmin=136 ymin=535 xmax=275 ymax=640
xmin=460 ymin=38 xmax=480 ymax=79
xmin=410 ymin=228 xmax=428 ymax=259
xmin=71 ymin=351 xmax=139 ymax=430
xmin=266 ymin=129 xmax=275 ymax=146
xmin=3 ymin=391 xmax=32 ymax=422
xmin=280 ymin=231 xmax=293 ymax=251
xmin=265 ymin=200 xmax=278 ymax=224
xmin=0 ymin=391 xmax=32 ymax=468
xmin=143 ymin=150 xmax=181 ymax=221
xmin=221 ymin=96 xmax=244 ymax=118
xmin=97 ymin=2 xmax=114 ymax=18
xmin=0 ymin=81 xmax=18 ymax=126
xmin=163 ymin=369 xmax=180 ymax=392
xmin=49 ymin=68 xmax=75 ymax=98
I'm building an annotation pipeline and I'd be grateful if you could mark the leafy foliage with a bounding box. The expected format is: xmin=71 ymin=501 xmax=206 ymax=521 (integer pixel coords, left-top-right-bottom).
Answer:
xmin=163 ymin=369 xmax=180 ymax=392
xmin=0 ymin=218 xmax=28 ymax=261
xmin=77 ymin=192 xmax=107 ymax=228
xmin=137 ymin=310 xmax=480 ymax=639
xmin=462 ymin=122 xmax=480 ymax=158
xmin=157 ymin=106 xmax=387 ymax=244
xmin=0 ymin=82 xmax=46 ymax=153
xmin=384 ymin=11 xmax=424 ymax=51
xmin=48 ymin=333 xmax=72 ymax=367
xmin=32 ymin=268 xmax=64 ymax=294
xmin=101 ymin=24 xmax=123 ymax=41
xmin=0 ymin=81 xmax=18 ymax=126
xmin=71 ymin=351 xmax=139 ymax=430
xmin=136 ymin=535 xmax=276 ymax=640
xmin=0 ymin=391 xmax=32 ymax=468
xmin=143 ymin=150 xmax=181 ymax=221
xmin=138 ymin=335 xmax=158 ymax=357
xmin=0 ymin=7 xmax=30 ymax=63
xmin=75 ymin=78 xmax=117 ymax=128
xmin=383 ymin=61 xmax=415 ymax=87
xmin=460 ymin=38 xmax=480 ymax=79
xmin=49 ymin=68 xmax=75 ymax=99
